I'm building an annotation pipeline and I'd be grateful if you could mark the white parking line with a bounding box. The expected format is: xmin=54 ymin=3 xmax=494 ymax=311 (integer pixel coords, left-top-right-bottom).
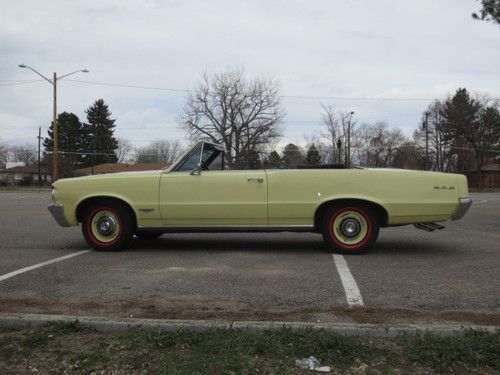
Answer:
xmin=332 ymin=254 xmax=364 ymax=307
xmin=0 ymin=250 xmax=91 ymax=282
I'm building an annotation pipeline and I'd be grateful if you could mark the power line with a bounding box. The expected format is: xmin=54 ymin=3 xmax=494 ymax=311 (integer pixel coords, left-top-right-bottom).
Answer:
xmin=63 ymin=78 xmax=435 ymax=101
xmin=0 ymin=79 xmax=41 ymax=82
xmin=65 ymin=79 xmax=190 ymax=93
xmin=0 ymin=80 xmax=44 ymax=87
xmin=281 ymin=94 xmax=432 ymax=101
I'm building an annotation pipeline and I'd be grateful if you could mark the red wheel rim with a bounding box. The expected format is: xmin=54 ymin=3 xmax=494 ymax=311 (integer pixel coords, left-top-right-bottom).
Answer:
xmin=328 ymin=206 xmax=372 ymax=250
xmin=86 ymin=206 xmax=123 ymax=248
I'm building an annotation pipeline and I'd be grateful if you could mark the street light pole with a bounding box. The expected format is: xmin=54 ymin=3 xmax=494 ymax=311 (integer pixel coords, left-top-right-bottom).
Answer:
xmin=18 ymin=64 xmax=89 ymax=181
xmin=53 ymin=72 xmax=58 ymax=181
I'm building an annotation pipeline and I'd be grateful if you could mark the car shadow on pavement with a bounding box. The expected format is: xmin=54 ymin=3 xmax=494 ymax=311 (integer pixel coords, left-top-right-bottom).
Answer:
xmin=371 ymin=240 xmax=455 ymax=256
xmin=126 ymin=235 xmax=328 ymax=253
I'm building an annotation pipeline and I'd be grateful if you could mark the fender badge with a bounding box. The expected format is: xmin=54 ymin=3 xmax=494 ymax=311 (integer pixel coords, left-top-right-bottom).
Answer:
xmin=434 ymin=186 xmax=455 ymax=190
xmin=139 ymin=208 xmax=155 ymax=213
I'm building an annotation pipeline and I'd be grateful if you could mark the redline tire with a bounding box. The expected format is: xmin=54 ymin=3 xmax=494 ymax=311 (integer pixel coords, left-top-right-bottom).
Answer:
xmin=321 ymin=203 xmax=379 ymax=254
xmin=81 ymin=201 xmax=134 ymax=251
xmin=135 ymin=230 xmax=164 ymax=240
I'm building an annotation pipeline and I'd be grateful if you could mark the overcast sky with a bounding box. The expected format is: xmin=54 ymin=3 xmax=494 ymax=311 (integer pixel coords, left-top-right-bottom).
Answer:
xmin=0 ymin=0 xmax=499 ymax=152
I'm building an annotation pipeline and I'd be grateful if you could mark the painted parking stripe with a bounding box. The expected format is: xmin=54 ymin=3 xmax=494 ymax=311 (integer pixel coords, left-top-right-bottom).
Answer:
xmin=0 ymin=250 xmax=91 ymax=282
xmin=332 ymin=254 xmax=364 ymax=307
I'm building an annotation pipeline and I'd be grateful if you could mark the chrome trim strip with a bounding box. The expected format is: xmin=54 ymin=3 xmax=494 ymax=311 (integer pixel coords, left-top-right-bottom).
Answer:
xmin=47 ymin=203 xmax=72 ymax=227
xmin=451 ymin=197 xmax=473 ymax=220
xmin=137 ymin=225 xmax=314 ymax=233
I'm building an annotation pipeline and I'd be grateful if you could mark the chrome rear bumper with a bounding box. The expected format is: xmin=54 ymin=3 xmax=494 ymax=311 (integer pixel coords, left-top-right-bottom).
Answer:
xmin=451 ymin=197 xmax=473 ymax=220
xmin=48 ymin=203 xmax=71 ymax=227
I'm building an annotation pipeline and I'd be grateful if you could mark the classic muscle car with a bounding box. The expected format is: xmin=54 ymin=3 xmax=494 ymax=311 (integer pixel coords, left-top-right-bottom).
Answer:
xmin=48 ymin=141 xmax=472 ymax=254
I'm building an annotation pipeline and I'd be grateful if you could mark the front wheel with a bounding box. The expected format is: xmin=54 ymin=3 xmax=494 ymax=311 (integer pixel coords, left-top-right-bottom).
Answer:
xmin=82 ymin=201 xmax=134 ymax=251
xmin=321 ymin=204 xmax=379 ymax=254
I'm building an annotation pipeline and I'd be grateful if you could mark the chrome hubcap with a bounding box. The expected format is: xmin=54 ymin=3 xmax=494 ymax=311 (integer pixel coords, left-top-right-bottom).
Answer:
xmin=340 ymin=218 xmax=361 ymax=237
xmin=96 ymin=216 xmax=117 ymax=236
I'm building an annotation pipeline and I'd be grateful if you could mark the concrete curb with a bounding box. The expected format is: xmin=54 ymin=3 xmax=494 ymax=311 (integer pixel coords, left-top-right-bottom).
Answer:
xmin=0 ymin=314 xmax=498 ymax=337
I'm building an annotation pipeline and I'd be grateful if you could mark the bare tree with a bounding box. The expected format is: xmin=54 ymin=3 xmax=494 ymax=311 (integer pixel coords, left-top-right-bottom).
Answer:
xmin=319 ymin=105 xmax=356 ymax=165
xmin=320 ymin=104 xmax=342 ymax=164
xmin=134 ymin=139 xmax=182 ymax=164
xmin=10 ymin=144 xmax=37 ymax=166
xmin=116 ymin=137 xmax=133 ymax=163
xmin=391 ymin=141 xmax=424 ymax=169
xmin=180 ymin=68 xmax=284 ymax=169
xmin=413 ymin=100 xmax=454 ymax=171
xmin=356 ymin=122 xmax=406 ymax=167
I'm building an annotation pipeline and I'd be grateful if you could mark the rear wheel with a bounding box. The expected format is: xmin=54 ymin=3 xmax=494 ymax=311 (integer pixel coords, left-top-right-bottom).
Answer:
xmin=135 ymin=230 xmax=164 ymax=239
xmin=81 ymin=201 xmax=134 ymax=251
xmin=321 ymin=203 xmax=379 ymax=254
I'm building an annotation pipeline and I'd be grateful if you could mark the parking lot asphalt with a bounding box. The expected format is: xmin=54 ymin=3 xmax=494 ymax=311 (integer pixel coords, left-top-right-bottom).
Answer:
xmin=0 ymin=191 xmax=498 ymax=325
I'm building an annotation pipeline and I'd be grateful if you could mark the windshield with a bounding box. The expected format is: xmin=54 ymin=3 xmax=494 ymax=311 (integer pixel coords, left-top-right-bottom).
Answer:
xmin=167 ymin=142 xmax=226 ymax=172
xmin=164 ymin=143 xmax=201 ymax=172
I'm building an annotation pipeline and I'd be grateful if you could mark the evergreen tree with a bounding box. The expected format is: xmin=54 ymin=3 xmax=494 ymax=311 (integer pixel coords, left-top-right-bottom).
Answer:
xmin=482 ymin=106 xmax=500 ymax=158
xmin=304 ymin=144 xmax=321 ymax=165
xmin=82 ymin=99 xmax=118 ymax=166
xmin=265 ymin=150 xmax=281 ymax=168
xmin=282 ymin=143 xmax=304 ymax=167
xmin=43 ymin=112 xmax=84 ymax=177
xmin=440 ymin=88 xmax=500 ymax=189
xmin=472 ymin=0 xmax=500 ymax=24
xmin=440 ymin=88 xmax=480 ymax=172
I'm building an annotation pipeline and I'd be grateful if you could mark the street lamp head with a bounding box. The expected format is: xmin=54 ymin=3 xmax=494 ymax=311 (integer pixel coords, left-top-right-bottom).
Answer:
xmin=82 ymin=69 xmax=89 ymax=73
xmin=18 ymin=64 xmax=27 ymax=68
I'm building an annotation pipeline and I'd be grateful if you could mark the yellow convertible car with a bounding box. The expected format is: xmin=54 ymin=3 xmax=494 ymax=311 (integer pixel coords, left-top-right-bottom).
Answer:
xmin=49 ymin=141 xmax=472 ymax=254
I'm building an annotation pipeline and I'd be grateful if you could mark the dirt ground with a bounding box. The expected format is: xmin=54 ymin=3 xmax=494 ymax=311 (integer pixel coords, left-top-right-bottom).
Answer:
xmin=1 ymin=294 xmax=499 ymax=327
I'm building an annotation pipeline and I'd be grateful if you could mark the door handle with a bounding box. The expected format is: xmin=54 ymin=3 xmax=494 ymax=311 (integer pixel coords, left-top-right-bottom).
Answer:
xmin=247 ymin=178 xmax=264 ymax=183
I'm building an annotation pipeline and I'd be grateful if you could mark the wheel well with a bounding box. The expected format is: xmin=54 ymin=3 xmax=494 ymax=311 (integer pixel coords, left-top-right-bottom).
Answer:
xmin=76 ymin=196 xmax=137 ymax=228
xmin=314 ymin=199 xmax=388 ymax=230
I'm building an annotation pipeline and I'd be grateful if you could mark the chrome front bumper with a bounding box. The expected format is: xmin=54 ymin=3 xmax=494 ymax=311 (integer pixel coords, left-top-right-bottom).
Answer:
xmin=48 ymin=203 xmax=71 ymax=227
xmin=451 ymin=197 xmax=473 ymax=220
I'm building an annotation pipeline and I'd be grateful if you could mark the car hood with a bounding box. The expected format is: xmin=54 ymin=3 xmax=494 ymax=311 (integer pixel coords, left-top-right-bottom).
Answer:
xmin=53 ymin=170 xmax=163 ymax=187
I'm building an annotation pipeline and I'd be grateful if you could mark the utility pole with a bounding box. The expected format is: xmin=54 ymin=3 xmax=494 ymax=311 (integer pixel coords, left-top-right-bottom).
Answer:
xmin=336 ymin=137 xmax=342 ymax=165
xmin=426 ymin=112 xmax=430 ymax=170
xmin=91 ymin=122 xmax=96 ymax=175
xmin=37 ymin=127 xmax=42 ymax=186
xmin=435 ymin=107 xmax=442 ymax=171
xmin=346 ymin=111 xmax=354 ymax=168
xmin=18 ymin=64 xmax=89 ymax=181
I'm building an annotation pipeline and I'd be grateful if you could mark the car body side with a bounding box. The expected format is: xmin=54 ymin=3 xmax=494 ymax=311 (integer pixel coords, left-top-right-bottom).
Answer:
xmin=51 ymin=167 xmax=469 ymax=230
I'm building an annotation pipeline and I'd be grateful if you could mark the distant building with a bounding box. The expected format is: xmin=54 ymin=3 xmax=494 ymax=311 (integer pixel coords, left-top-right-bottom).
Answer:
xmin=0 ymin=164 xmax=51 ymax=185
xmin=75 ymin=163 xmax=170 ymax=176
xmin=5 ymin=162 xmax=26 ymax=169
xmin=464 ymin=160 xmax=500 ymax=189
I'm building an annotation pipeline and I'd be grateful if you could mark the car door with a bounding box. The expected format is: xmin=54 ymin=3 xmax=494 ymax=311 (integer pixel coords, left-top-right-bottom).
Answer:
xmin=159 ymin=169 xmax=268 ymax=225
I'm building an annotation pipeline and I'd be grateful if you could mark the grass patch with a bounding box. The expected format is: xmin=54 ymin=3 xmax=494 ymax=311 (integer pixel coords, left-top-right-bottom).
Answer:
xmin=0 ymin=326 xmax=24 ymax=334
xmin=20 ymin=321 xmax=84 ymax=349
xmin=0 ymin=322 xmax=498 ymax=374
xmin=402 ymin=331 xmax=500 ymax=371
